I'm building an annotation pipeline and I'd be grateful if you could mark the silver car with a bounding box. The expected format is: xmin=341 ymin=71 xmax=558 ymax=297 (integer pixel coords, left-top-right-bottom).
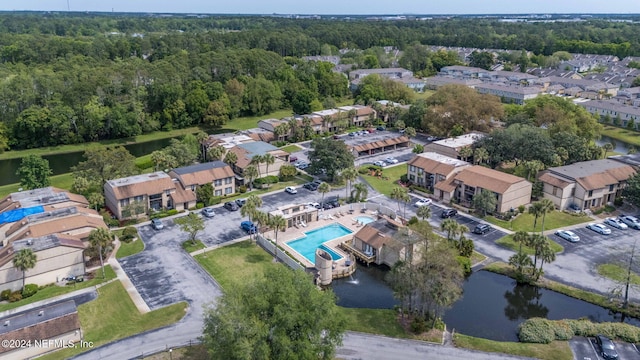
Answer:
xmin=555 ymin=230 xmax=580 ymax=243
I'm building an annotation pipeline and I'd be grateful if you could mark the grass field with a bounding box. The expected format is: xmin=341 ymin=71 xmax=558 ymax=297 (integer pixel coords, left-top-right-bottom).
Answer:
xmin=0 ymin=266 xmax=116 ymax=313
xmin=38 ymin=281 xmax=188 ymax=360
xmin=360 ymin=164 xmax=407 ymax=196
xmin=182 ymin=240 xmax=206 ymax=253
xmin=496 ymin=234 xmax=564 ymax=255
xmin=280 ymin=144 xmax=302 ymax=153
xmin=601 ymin=125 xmax=640 ymax=147
xmin=597 ymin=263 xmax=640 ymax=285
xmin=116 ymin=240 xmax=145 ymax=259
xmin=454 ymin=334 xmax=573 ymax=360
xmin=485 ymin=211 xmax=590 ymax=232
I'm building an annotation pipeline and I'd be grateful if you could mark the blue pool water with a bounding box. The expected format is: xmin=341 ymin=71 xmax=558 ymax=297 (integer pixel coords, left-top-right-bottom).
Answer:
xmin=355 ymin=216 xmax=375 ymax=225
xmin=287 ymin=224 xmax=352 ymax=263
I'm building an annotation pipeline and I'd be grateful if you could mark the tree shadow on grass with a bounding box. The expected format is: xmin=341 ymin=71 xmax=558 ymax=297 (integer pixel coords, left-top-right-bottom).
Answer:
xmin=245 ymin=254 xmax=269 ymax=263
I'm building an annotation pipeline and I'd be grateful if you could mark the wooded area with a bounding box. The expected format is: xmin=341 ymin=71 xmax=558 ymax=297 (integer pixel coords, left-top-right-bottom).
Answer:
xmin=0 ymin=13 xmax=638 ymax=151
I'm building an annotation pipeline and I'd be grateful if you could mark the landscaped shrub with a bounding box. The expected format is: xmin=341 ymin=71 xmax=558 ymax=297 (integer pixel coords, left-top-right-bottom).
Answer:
xmin=8 ymin=291 xmax=22 ymax=303
xmin=0 ymin=289 xmax=10 ymax=301
xmin=238 ymin=185 xmax=247 ymax=193
xmin=407 ymin=216 xmax=418 ymax=225
xmin=358 ymin=166 xmax=369 ymax=174
xmin=614 ymin=197 xmax=624 ymax=206
xmin=519 ymin=318 xmax=640 ymax=344
xmin=400 ymin=174 xmax=409 ymax=183
xmin=410 ymin=316 xmax=428 ymax=334
xmin=210 ymin=196 xmax=222 ymax=205
xmin=196 ymin=202 xmax=204 ymax=209
xmin=518 ymin=205 xmax=526 ymax=214
xmin=21 ymin=284 xmax=38 ymax=298
xmin=264 ymin=175 xmax=279 ymax=184
xmin=135 ymin=158 xmax=154 ymax=171
xmin=456 ymin=256 xmax=472 ymax=276
xmin=121 ymin=226 xmax=138 ymax=243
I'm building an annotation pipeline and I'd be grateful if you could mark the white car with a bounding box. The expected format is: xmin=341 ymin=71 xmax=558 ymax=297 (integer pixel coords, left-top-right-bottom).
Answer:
xmin=586 ymin=223 xmax=611 ymax=235
xmin=619 ymin=215 xmax=640 ymax=230
xmin=285 ymin=186 xmax=297 ymax=194
xmin=414 ymin=199 xmax=432 ymax=207
xmin=604 ymin=217 xmax=628 ymax=230
xmin=385 ymin=157 xmax=399 ymax=164
xmin=555 ymin=230 xmax=580 ymax=243
xmin=307 ymin=202 xmax=320 ymax=209
xmin=373 ymin=161 xmax=386 ymax=167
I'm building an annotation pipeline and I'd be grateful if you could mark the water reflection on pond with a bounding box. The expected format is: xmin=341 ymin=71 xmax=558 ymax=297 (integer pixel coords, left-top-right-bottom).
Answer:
xmin=331 ymin=266 xmax=640 ymax=342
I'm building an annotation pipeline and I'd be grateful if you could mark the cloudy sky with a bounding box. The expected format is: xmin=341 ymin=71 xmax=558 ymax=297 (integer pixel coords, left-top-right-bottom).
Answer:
xmin=3 ymin=0 xmax=640 ymax=15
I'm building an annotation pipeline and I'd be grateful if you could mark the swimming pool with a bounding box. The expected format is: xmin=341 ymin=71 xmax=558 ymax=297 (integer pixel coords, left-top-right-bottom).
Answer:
xmin=355 ymin=216 xmax=375 ymax=225
xmin=286 ymin=224 xmax=352 ymax=263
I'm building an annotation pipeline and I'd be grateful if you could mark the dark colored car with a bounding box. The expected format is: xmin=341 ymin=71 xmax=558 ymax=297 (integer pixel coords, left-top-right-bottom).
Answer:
xmin=235 ymin=199 xmax=246 ymax=207
xmin=595 ymin=334 xmax=618 ymax=359
xmin=326 ymin=197 xmax=340 ymax=208
xmin=312 ymin=179 xmax=323 ymax=186
xmin=441 ymin=209 xmax=458 ymax=218
xmin=322 ymin=203 xmax=334 ymax=210
xmin=303 ymin=183 xmax=318 ymax=191
xmin=473 ymin=224 xmax=492 ymax=235
xmin=376 ymin=126 xmax=385 ymax=131
xmin=289 ymin=156 xmax=298 ymax=163
xmin=241 ymin=221 xmax=257 ymax=234
xmin=224 ymin=201 xmax=239 ymax=211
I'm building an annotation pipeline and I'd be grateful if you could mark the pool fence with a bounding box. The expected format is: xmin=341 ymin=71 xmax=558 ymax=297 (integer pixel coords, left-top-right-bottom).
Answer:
xmin=256 ymin=234 xmax=306 ymax=271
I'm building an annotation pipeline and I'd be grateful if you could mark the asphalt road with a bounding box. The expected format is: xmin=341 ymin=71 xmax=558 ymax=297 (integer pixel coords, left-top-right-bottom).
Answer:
xmin=569 ymin=336 xmax=640 ymax=360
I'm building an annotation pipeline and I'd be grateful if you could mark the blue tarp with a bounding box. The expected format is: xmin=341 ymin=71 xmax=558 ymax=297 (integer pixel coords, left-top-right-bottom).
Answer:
xmin=0 ymin=206 xmax=45 ymax=225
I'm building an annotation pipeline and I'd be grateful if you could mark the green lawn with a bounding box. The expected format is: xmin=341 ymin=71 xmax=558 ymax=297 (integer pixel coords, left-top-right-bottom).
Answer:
xmin=116 ymin=240 xmax=145 ymax=259
xmin=485 ymin=211 xmax=590 ymax=232
xmin=360 ymin=164 xmax=407 ymax=196
xmin=454 ymin=334 xmax=573 ymax=360
xmin=496 ymin=234 xmax=564 ymax=255
xmin=280 ymin=144 xmax=302 ymax=153
xmin=413 ymin=90 xmax=436 ymax=101
xmin=336 ymin=307 xmax=408 ymax=338
xmin=0 ymin=266 xmax=116 ymax=313
xmin=597 ymin=263 xmax=640 ymax=285
xmin=601 ymin=125 xmax=640 ymax=147
xmin=470 ymin=251 xmax=488 ymax=266
xmin=225 ymin=109 xmax=294 ymax=131
xmin=182 ymin=240 xmax=206 ymax=253
xmin=38 ymin=281 xmax=187 ymax=360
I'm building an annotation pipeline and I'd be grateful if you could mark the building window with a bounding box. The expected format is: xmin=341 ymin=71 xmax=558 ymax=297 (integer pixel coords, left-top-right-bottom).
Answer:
xmin=120 ymin=199 xmax=130 ymax=207
xmin=409 ymin=165 xmax=416 ymax=172
xmin=165 ymin=190 xmax=170 ymax=196
xmin=215 ymin=189 xmax=222 ymax=196
xmin=552 ymin=187 xmax=559 ymax=196
xmin=609 ymin=184 xmax=614 ymax=192
xmin=588 ymin=190 xmax=593 ymax=197
xmin=225 ymin=187 xmax=233 ymax=194
xmin=409 ymin=174 xmax=415 ymax=181
xmin=191 ymin=185 xmax=196 ymax=191
xmin=214 ymin=179 xmax=222 ymax=186
xmin=225 ymin=177 xmax=232 ymax=184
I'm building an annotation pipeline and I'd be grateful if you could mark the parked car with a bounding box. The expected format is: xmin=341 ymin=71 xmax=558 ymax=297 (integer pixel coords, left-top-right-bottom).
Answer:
xmin=426 ymin=136 xmax=436 ymax=141
xmin=151 ymin=218 xmax=164 ymax=230
xmin=289 ymin=156 xmax=298 ymax=163
xmin=376 ymin=126 xmax=386 ymax=131
xmin=473 ymin=224 xmax=492 ymax=235
xmin=414 ymin=199 xmax=432 ymax=207
xmin=295 ymin=161 xmax=309 ymax=169
xmin=348 ymin=132 xmax=357 ymax=137
xmin=367 ymin=128 xmax=376 ymax=133
xmin=595 ymin=334 xmax=618 ymax=360
xmin=326 ymin=196 xmax=340 ymax=208
xmin=285 ymin=186 xmax=298 ymax=194
xmin=312 ymin=179 xmax=323 ymax=186
xmin=619 ymin=215 xmax=640 ymax=229
xmin=332 ymin=135 xmax=341 ymax=139
xmin=567 ymin=203 xmax=582 ymax=213
xmin=373 ymin=160 xmax=386 ymax=167
xmin=555 ymin=230 xmax=580 ymax=243
xmin=441 ymin=209 xmax=457 ymax=218
xmin=235 ymin=199 xmax=246 ymax=207
xmin=385 ymin=157 xmax=399 ymax=164
xmin=240 ymin=221 xmax=257 ymax=234
xmin=303 ymin=182 xmax=318 ymax=191
xmin=322 ymin=202 xmax=334 ymax=210
xmin=201 ymin=207 xmax=215 ymax=218
xmin=604 ymin=217 xmax=628 ymax=230
xmin=224 ymin=201 xmax=239 ymax=211
xmin=586 ymin=223 xmax=612 ymax=235
xmin=307 ymin=202 xmax=321 ymax=209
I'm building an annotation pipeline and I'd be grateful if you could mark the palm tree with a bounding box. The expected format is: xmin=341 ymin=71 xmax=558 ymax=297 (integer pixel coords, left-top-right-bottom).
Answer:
xmin=474 ymin=147 xmax=489 ymax=165
xmin=318 ymin=182 xmax=331 ymax=209
xmin=207 ymin=145 xmax=226 ymax=162
xmin=243 ymin=165 xmax=258 ymax=191
xmin=13 ymin=248 xmax=37 ymax=289
xmin=528 ymin=201 xmax=545 ymax=231
xmin=253 ymin=210 xmax=268 ymax=243
xmin=417 ymin=205 xmax=432 ymax=221
xmin=509 ymin=252 xmax=533 ymax=277
xmin=223 ymin=151 xmax=238 ymax=169
xmin=341 ymin=167 xmax=358 ymax=201
xmin=441 ymin=218 xmax=459 ymax=240
xmin=538 ymin=198 xmax=555 ymax=235
xmin=536 ymin=243 xmax=556 ymax=280
xmin=391 ymin=187 xmax=408 ymax=212
xmin=241 ymin=195 xmax=262 ymax=240
xmin=523 ymin=160 xmax=545 ymax=182
xmin=458 ymin=146 xmax=473 ymax=162
xmin=527 ymin=233 xmax=548 ymax=270
xmin=352 ymin=183 xmax=368 ymax=202
xmin=250 ymin=154 xmax=264 ymax=178
xmin=263 ymin=153 xmax=275 ymax=177
xmin=513 ymin=231 xmax=529 ymax=254
xmin=88 ymin=228 xmax=114 ymax=279
xmin=602 ymin=142 xmax=613 ymax=158
xmin=269 ymin=214 xmax=287 ymax=262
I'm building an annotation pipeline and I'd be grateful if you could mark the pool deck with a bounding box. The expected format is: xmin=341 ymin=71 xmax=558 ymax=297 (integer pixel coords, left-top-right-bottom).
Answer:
xmin=264 ymin=204 xmax=378 ymax=278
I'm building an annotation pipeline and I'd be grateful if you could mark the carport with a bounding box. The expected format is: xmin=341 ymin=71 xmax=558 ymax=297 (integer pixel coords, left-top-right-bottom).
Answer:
xmin=351 ymin=136 xmax=410 ymax=157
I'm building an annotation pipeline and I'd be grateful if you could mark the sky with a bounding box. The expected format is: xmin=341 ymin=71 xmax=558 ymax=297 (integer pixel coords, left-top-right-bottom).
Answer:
xmin=3 ymin=0 xmax=640 ymax=15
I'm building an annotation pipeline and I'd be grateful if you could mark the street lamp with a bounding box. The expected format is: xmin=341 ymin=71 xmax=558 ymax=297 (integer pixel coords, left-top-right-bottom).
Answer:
xmin=169 ymin=348 xmax=173 ymax=360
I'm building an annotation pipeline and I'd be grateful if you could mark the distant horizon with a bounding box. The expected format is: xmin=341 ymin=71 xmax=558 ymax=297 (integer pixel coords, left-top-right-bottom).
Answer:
xmin=3 ymin=1 xmax=640 ymax=16
xmin=2 ymin=11 xmax=640 ymax=16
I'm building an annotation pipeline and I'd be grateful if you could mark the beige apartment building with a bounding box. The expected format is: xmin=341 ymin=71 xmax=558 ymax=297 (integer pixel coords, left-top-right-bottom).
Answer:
xmin=407 ymin=152 xmax=470 ymax=191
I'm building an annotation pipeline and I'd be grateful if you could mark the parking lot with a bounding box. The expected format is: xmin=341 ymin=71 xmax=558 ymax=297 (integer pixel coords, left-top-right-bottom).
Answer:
xmin=570 ymin=336 xmax=640 ymax=359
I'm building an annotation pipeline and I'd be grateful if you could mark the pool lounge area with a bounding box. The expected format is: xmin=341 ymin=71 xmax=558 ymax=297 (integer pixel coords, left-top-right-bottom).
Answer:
xmin=264 ymin=203 xmax=381 ymax=279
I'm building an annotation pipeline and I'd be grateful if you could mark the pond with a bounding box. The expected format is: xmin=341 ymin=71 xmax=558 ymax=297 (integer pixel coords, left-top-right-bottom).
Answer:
xmin=0 ymin=137 xmax=177 ymax=186
xmin=596 ymin=135 xmax=635 ymax=154
xmin=331 ymin=266 xmax=640 ymax=342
